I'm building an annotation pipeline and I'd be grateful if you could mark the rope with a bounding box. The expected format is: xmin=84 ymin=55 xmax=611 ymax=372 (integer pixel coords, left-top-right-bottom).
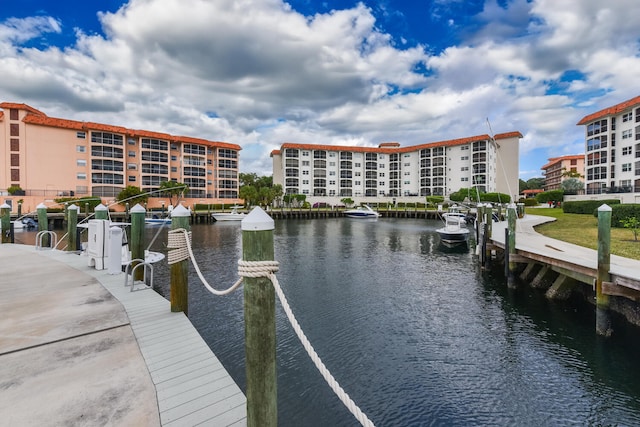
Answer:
xmin=166 ymin=227 xmax=375 ymax=426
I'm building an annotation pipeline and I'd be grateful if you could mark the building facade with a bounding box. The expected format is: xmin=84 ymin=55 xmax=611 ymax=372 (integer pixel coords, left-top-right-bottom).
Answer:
xmin=541 ymin=155 xmax=585 ymax=191
xmin=577 ymin=95 xmax=640 ymax=195
xmin=271 ymin=132 xmax=521 ymax=204
xmin=1 ymin=103 xmax=242 ymax=211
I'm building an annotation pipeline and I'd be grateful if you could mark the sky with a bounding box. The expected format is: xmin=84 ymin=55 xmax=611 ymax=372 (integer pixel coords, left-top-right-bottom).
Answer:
xmin=2 ymin=0 xmax=640 ymax=181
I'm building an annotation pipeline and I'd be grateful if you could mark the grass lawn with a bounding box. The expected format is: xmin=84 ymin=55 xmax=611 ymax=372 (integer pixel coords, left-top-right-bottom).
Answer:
xmin=526 ymin=207 xmax=640 ymax=261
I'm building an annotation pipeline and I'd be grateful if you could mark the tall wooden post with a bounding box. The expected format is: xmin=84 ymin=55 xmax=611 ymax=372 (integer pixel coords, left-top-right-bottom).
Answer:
xmin=596 ymin=204 xmax=612 ymax=337
xmin=1 ymin=203 xmax=11 ymax=244
xmin=95 ymin=203 xmax=108 ymax=220
xmin=67 ymin=204 xmax=78 ymax=251
xmin=130 ymin=204 xmax=146 ymax=281
xmin=37 ymin=202 xmax=49 ymax=247
xmin=170 ymin=205 xmax=190 ymax=314
xmin=243 ymin=207 xmax=277 ymax=427
xmin=507 ymin=204 xmax=517 ymax=288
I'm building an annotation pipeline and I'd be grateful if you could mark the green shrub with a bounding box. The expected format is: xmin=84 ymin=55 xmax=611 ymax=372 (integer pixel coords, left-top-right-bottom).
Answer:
xmin=479 ymin=192 xmax=511 ymax=204
xmin=562 ymin=199 xmax=621 ymax=214
xmin=426 ymin=196 xmax=445 ymax=206
xmin=610 ymin=204 xmax=640 ymax=227
xmin=536 ymin=190 xmax=564 ymax=204
xmin=519 ymin=198 xmax=539 ymax=207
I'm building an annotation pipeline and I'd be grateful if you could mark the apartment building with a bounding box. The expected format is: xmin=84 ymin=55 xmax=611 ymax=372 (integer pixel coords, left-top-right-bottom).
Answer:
xmin=271 ymin=132 xmax=521 ymax=203
xmin=541 ymin=155 xmax=585 ymax=191
xmin=0 ymin=102 xmax=242 ymax=209
xmin=577 ymin=95 xmax=640 ymax=194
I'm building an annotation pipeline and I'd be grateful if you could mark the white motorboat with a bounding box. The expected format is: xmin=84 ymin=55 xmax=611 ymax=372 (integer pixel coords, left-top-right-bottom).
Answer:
xmin=212 ymin=206 xmax=245 ymax=221
xmin=344 ymin=204 xmax=380 ymax=219
xmin=145 ymin=216 xmax=171 ymax=225
xmin=436 ymin=207 xmax=470 ymax=246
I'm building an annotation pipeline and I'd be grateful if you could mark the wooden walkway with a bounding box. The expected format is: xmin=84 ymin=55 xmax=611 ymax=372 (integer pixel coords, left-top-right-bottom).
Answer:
xmin=2 ymin=244 xmax=246 ymax=426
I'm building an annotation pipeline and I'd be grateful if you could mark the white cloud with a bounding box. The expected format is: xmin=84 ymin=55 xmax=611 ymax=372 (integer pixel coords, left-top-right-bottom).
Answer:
xmin=0 ymin=0 xmax=639 ymax=178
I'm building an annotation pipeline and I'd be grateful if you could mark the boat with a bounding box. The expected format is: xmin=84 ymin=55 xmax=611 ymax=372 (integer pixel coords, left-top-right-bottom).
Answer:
xmin=344 ymin=204 xmax=380 ymax=219
xmin=212 ymin=206 xmax=246 ymax=221
xmin=11 ymin=218 xmax=38 ymax=230
xmin=436 ymin=207 xmax=470 ymax=246
xmin=145 ymin=215 xmax=171 ymax=225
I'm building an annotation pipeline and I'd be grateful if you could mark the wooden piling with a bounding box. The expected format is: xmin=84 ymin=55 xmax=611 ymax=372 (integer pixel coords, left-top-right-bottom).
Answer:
xmin=507 ymin=204 xmax=517 ymax=288
xmin=242 ymin=207 xmax=277 ymax=427
xmin=67 ymin=204 xmax=78 ymax=251
xmin=95 ymin=203 xmax=108 ymax=220
xmin=170 ymin=205 xmax=190 ymax=314
xmin=596 ymin=204 xmax=612 ymax=337
xmin=130 ymin=204 xmax=146 ymax=281
xmin=1 ymin=203 xmax=11 ymax=244
xmin=37 ymin=203 xmax=49 ymax=247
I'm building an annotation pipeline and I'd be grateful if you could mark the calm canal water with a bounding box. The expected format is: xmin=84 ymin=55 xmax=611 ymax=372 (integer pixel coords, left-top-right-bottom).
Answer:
xmin=16 ymin=218 xmax=640 ymax=426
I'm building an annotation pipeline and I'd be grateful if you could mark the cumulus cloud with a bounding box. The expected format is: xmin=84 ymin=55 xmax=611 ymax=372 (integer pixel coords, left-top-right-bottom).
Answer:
xmin=0 ymin=0 xmax=639 ymax=177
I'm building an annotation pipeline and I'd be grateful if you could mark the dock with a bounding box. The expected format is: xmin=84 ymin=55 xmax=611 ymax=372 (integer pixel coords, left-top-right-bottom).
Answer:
xmin=489 ymin=214 xmax=640 ymax=300
xmin=0 ymin=244 xmax=246 ymax=426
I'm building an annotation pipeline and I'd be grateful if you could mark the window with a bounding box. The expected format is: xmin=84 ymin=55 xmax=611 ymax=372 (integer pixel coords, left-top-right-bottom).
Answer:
xmin=77 ymin=159 xmax=87 ymax=167
xmin=11 ymin=169 xmax=19 ymax=181
xmin=11 ymin=154 xmax=19 ymax=166
xmin=77 ymin=132 xmax=86 ymax=139
xmin=10 ymin=109 xmax=18 ymax=120
xmin=141 ymin=138 xmax=168 ymax=150
xmin=461 ymin=145 xmax=469 ymax=151
xmin=461 ymin=166 xmax=469 ymax=171
xmin=171 ymin=167 xmax=177 ymax=172
xmin=91 ymin=132 xmax=123 ymax=146
xmin=622 ymin=163 xmax=632 ymax=172
xmin=171 ymin=155 xmax=177 ymax=161
xmin=127 ymin=163 xmax=137 ymax=170
xmin=10 ymin=139 xmax=19 ymax=151
xmin=622 ymin=129 xmax=633 ymax=139
xmin=76 ymin=145 xmax=86 ymax=153
xmin=77 ymin=173 xmax=87 ymax=180
xmin=10 ymin=124 xmax=19 ymax=136
xmin=461 ymin=156 xmax=469 ymax=161
xmin=128 ymin=151 xmax=136 ymax=157
xmin=622 ymin=112 xmax=633 ymax=122
xmin=128 ymin=138 xmax=136 ymax=145
xmin=128 ymin=176 xmax=137 ymax=182
xmin=461 ymin=177 xmax=469 ymax=182
xmin=622 ymin=146 xmax=632 ymax=155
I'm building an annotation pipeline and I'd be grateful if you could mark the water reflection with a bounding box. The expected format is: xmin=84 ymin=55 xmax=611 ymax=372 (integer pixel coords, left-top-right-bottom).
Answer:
xmin=15 ymin=219 xmax=640 ymax=426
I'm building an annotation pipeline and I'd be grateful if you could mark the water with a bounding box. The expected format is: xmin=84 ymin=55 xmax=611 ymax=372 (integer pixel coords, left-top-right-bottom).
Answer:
xmin=15 ymin=219 xmax=640 ymax=426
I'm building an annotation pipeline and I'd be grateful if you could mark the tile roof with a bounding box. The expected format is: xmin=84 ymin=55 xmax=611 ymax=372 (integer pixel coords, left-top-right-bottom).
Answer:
xmin=270 ymin=131 xmax=522 ymax=156
xmin=2 ymin=102 xmax=241 ymax=150
xmin=576 ymin=95 xmax=640 ymax=125
xmin=540 ymin=154 xmax=584 ymax=170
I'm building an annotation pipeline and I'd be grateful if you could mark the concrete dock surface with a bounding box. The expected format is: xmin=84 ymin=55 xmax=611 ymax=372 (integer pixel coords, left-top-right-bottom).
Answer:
xmin=0 ymin=244 xmax=246 ymax=426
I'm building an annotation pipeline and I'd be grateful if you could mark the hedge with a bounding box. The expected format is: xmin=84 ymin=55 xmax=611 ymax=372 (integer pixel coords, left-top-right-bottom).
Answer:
xmin=610 ymin=204 xmax=640 ymax=227
xmin=562 ymin=199 xmax=620 ymax=215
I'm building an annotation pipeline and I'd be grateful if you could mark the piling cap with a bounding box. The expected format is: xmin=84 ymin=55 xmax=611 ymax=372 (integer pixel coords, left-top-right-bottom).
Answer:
xmin=130 ymin=203 xmax=146 ymax=213
xmin=171 ymin=204 xmax=191 ymax=217
xmin=598 ymin=204 xmax=612 ymax=212
xmin=67 ymin=204 xmax=78 ymax=211
xmin=242 ymin=206 xmax=274 ymax=231
xmin=95 ymin=204 xmax=108 ymax=211
xmin=0 ymin=202 xmax=10 ymax=209
xmin=37 ymin=203 xmax=47 ymax=210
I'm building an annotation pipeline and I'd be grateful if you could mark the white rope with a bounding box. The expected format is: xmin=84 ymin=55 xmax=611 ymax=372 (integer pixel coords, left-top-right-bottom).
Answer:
xmin=167 ymin=228 xmax=243 ymax=296
xmin=167 ymin=227 xmax=375 ymax=426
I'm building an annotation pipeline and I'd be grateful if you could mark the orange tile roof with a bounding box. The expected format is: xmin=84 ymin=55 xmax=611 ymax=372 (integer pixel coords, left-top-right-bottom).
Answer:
xmin=541 ymin=154 xmax=584 ymax=170
xmin=0 ymin=102 xmax=47 ymax=116
xmin=271 ymin=131 xmax=522 ymax=156
xmin=5 ymin=103 xmax=241 ymax=150
xmin=576 ymin=95 xmax=640 ymax=125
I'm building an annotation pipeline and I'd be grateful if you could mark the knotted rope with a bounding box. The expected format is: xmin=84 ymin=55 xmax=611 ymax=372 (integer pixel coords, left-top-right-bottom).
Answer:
xmin=166 ymin=227 xmax=375 ymax=427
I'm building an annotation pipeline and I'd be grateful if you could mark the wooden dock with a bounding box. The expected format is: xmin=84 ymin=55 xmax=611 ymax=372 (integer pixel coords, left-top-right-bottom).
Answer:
xmin=0 ymin=244 xmax=246 ymax=426
xmin=489 ymin=214 xmax=640 ymax=302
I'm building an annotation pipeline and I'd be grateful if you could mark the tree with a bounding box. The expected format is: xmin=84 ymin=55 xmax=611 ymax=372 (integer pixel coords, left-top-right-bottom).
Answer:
xmin=341 ymin=197 xmax=354 ymax=207
xmin=526 ymin=177 xmax=545 ymax=190
xmin=561 ymin=168 xmax=584 ymax=179
xmin=519 ymin=179 xmax=528 ymax=193
xmin=159 ymin=181 xmax=188 ymax=206
xmin=239 ymin=173 xmax=281 ymax=207
xmin=117 ymin=186 xmax=148 ymax=207
xmin=560 ymin=178 xmax=584 ymax=193
xmin=621 ymin=217 xmax=639 ymax=241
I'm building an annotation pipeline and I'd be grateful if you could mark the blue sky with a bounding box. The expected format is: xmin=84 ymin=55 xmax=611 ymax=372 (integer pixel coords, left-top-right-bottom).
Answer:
xmin=2 ymin=0 xmax=640 ymax=180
